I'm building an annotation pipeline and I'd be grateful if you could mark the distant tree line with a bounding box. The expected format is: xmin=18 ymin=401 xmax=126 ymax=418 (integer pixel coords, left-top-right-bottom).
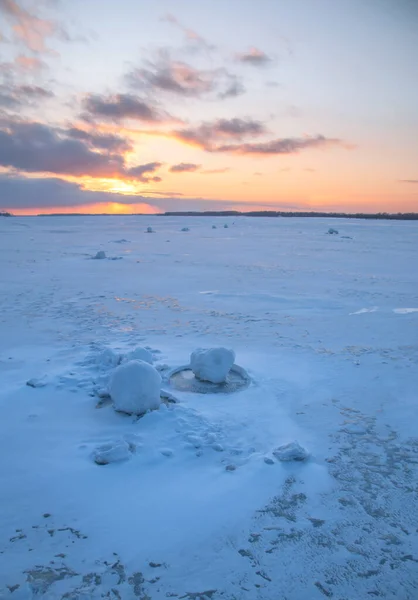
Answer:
xmin=161 ymin=211 xmax=418 ymax=220
xmin=0 ymin=211 xmax=12 ymax=217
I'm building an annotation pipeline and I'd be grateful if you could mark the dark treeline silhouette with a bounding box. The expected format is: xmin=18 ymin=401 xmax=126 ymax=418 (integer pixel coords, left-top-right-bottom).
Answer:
xmin=7 ymin=210 xmax=418 ymax=220
xmin=161 ymin=211 xmax=418 ymax=220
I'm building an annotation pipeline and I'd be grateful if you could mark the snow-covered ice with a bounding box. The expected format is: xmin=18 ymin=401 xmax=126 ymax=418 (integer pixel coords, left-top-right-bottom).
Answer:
xmin=190 ymin=347 xmax=235 ymax=383
xmin=273 ymin=441 xmax=309 ymax=461
xmin=109 ymin=359 xmax=162 ymax=415
xmin=0 ymin=215 xmax=417 ymax=599
xmin=123 ymin=346 xmax=153 ymax=364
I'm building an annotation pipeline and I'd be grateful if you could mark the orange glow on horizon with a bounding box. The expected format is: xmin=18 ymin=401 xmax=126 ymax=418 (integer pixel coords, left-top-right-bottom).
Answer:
xmin=8 ymin=202 xmax=161 ymax=216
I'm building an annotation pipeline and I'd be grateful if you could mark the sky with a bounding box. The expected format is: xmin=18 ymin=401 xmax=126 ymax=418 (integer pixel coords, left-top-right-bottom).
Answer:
xmin=0 ymin=0 xmax=417 ymax=215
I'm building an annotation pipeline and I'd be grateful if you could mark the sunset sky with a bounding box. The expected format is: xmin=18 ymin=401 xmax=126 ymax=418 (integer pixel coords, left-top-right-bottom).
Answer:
xmin=0 ymin=0 xmax=417 ymax=215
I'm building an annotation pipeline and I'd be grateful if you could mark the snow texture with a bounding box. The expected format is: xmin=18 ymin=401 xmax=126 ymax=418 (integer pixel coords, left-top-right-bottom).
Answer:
xmin=273 ymin=441 xmax=309 ymax=461
xmin=109 ymin=359 xmax=162 ymax=415
xmin=190 ymin=347 xmax=235 ymax=383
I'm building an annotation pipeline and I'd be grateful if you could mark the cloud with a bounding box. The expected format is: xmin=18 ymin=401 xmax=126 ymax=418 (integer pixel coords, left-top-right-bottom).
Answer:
xmin=128 ymin=53 xmax=245 ymax=100
xmin=399 ymin=179 xmax=418 ymax=183
xmin=126 ymin=161 xmax=162 ymax=182
xmin=161 ymin=14 xmax=215 ymax=50
xmin=0 ymin=83 xmax=53 ymax=108
xmin=66 ymin=127 xmax=133 ymax=153
xmin=170 ymin=162 xmax=200 ymax=173
xmin=0 ymin=0 xmax=55 ymax=52
xmin=173 ymin=117 xmax=266 ymax=149
xmin=0 ymin=173 xmax=160 ymax=211
xmin=0 ymin=119 xmax=128 ymax=177
xmin=201 ymin=168 xmax=230 ymax=175
xmin=82 ymin=93 xmax=166 ymax=123
xmin=236 ymin=47 xmax=272 ymax=66
xmin=212 ymin=135 xmax=343 ymax=155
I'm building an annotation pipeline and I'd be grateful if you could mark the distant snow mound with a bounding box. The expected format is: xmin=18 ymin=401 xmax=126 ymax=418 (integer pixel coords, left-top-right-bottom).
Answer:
xmin=97 ymin=348 xmax=122 ymax=368
xmin=190 ymin=347 xmax=235 ymax=384
xmin=212 ymin=225 xmax=217 ymax=229
xmin=109 ymin=359 xmax=161 ymax=415
xmin=93 ymin=250 xmax=106 ymax=259
xmin=93 ymin=440 xmax=132 ymax=465
xmin=181 ymin=227 xmax=190 ymax=232
xmin=273 ymin=441 xmax=309 ymax=462
xmin=224 ymin=224 xmax=229 ymax=229
xmin=124 ymin=346 xmax=153 ymax=364
xmin=145 ymin=227 xmax=155 ymax=233
xmin=327 ymin=228 xmax=339 ymax=235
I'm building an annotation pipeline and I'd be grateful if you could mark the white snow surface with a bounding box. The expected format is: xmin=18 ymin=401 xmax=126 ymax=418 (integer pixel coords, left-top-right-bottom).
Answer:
xmin=109 ymin=359 xmax=161 ymax=415
xmin=0 ymin=215 xmax=418 ymax=599
xmin=190 ymin=347 xmax=235 ymax=383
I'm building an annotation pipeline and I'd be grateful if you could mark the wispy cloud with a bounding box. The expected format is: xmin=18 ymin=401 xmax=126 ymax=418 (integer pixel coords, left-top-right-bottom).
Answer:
xmin=212 ymin=135 xmax=343 ymax=155
xmin=0 ymin=0 xmax=55 ymax=52
xmin=398 ymin=179 xmax=418 ymax=183
xmin=66 ymin=127 xmax=133 ymax=154
xmin=161 ymin=14 xmax=215 ymax=51
xmin=0 ymin=83 xmax=53 ymax=108
xmin=170 ymin=162 xmax=200 ymax=173
xmin=173 ymin=118 xmax=266 ymax=149
xmin=128 ymin=53 xmax=245 ymax=100
xmin=201 ymin=167 xmax=231 ymax=175
xmin=236 ymin=47 xmax=272 ymax=66
xmin=82 ymin=93 xmax=169 ymax=123
xmin=127 ymin=162 xmax=162 ymax=182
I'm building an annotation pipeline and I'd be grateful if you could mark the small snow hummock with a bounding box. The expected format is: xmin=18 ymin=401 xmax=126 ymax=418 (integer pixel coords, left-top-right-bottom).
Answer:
xmin=224 ymin=224 xmax=229 ymax=229
xmin=26 ymin=376 xmax=48 ymax=388
xmin=97 ymin=348 xmax=122 ymax=368
xmin=190 ymin=347 xmax=235 ymax=384
xmin=181 ymin=227 xmax=190 ymax=232
xmin=109 ymin=359 xmax=161 ymax=415
xmin=273 ymin=441 xmax=309 ymax=462
xmin=93 ymin=440 xmax=132 ymax=465
xmin=123 ymin=346 xmax=153 ymax=364
xmin=327 ymin=228 xmax=339 ymax=235
xmin=93 ymin=250 xmax=106 ymax=259
xmin=212 ymin=225 xmax=217 ymax=229
xmin=145 ymin=227 xmax=155 ymax=233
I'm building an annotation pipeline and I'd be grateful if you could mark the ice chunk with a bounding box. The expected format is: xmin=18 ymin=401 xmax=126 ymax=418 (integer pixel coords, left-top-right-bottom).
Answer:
xmin=93 ymin=440 xmax=132 ymax=465
xmin=146 ymin=227 xmax=155 ymax=233
xmin=224 ymin=224 xmax=229 ymax=228
xmin=190 ymin=347 xmax=235 ymax=383
xmin=273 ymin=441 xmax=309 ymax=462
xmin=26 ymin=376 xmax=48 ymax=388
xmin=93 ymin=250 xmax=106 ymax=259
xmin=181 ymin=227 xmax=190 ymax=232
xmin=124 ymin=346 xmax=153 ymax=364
xmin=327 ymin=228 xmax=339 ymax=235
xmin=212 ymin=225 xmax=217 ymax=229
xmin=97 ymin=348 xmax=122 ymax=368
xmin=109 ymin=359 xmax=162 ymax=415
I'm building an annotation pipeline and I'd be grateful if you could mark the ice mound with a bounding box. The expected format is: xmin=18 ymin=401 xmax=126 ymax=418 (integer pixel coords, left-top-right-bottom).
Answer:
xmin=212 ymin=225 xmax=217 ymax=229
xmin=123 ymin=346 xmax=153 ymax=364
xmin=224 ymin=224 xmax=229 ymax=229
xmin=109 ymin=359 xmax=161 ymax=415
xmin=190 ymin=347 xmax=235 ymax=384
xmin=273 ymin=441 xmax=309 ymax=462
xmin=327 ymin=228 xmax=339 ymax=235
xmin=181 ymin=227 xmax=190 ymax=232
xmin=97 ymin=348 xmax=122 ymax=368
xmin=145 ymin=227 xmax=155 ymax=233
xmin=93 ymin=440 xmax=132 ymax=465
xmin=93 ymin=250 xmax=106 ymax=259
